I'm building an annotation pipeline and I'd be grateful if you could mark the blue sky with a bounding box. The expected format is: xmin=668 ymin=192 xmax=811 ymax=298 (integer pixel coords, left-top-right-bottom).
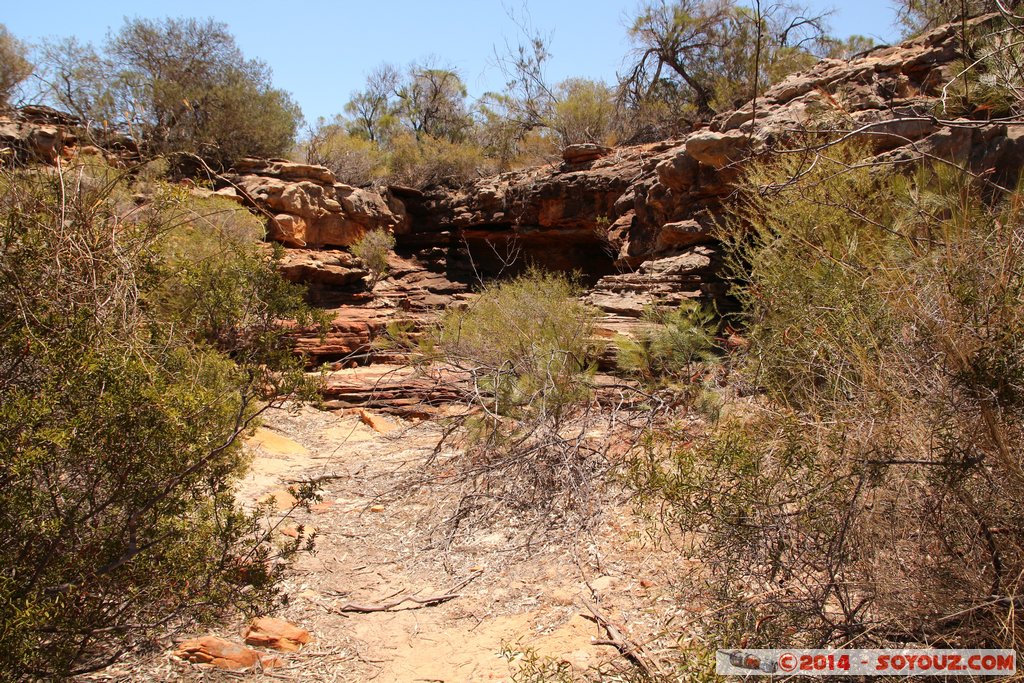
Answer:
xmin=4 ymin=1 xmax=902 ymax=126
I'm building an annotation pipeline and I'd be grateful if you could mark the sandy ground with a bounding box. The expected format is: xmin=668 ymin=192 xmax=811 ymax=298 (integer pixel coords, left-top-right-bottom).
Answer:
xmin=79 ymin=404 xmax=689 ymax=682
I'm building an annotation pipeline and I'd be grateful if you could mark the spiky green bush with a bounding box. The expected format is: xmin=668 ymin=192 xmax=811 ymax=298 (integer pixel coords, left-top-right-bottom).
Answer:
xmin=350 ymin=228 xmax=396 ymax=287
xmin=633 ymin=143 xmax=1024 ymax=652
xmin=439 ymin=269 xmax=596 ymax=421
xmin=615 ymin=300 xmax=718 ymax=384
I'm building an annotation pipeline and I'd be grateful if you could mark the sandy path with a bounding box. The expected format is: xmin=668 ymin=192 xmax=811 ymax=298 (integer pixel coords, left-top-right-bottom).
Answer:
xmin=83 ymin=404 xmax=682 ymax=682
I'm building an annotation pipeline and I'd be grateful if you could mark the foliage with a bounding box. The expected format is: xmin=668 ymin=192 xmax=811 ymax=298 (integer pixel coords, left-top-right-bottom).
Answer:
xmin=620 ymin=0 xmax=832 ymax=132
xmin=395 ymin=63 xmax=473 ymax=143
xmin=305 ymin=116 xmax=387 ymax=186
xmin=396 ymin=270 xmax=604 ymax=536
xmin=313 ymin=61 xmax=491 ymax=188
xmin=936 ymin=12 xmax=1024 ymax=119
xmin=387 ymin=131 xmax=492 ymax=187
xmin=439 ymin=269 xmax=596 ymax=420
xmin=895 ymin=0 xmax=1012 ymax=34
xmin=549 ymin=78 xmax=618 ymax=146
xmin=633 ymin=143 xmax=1024 ymax=651
xmin=0 ymin=167 xmax=323 ymax=678
xmin=614 ymin=300 xmax=718 ymax=384
xmin=350 ymin=228 xmax=396 ymax=287
xmin=343 ymin=63 xmax=400 ymax=143
xmin=0 ymin=23 xmax=31 ymax=106
xmin=35 ymin=17 xmax=302 ymax=168
xmin=34 ymin=38 xmax=113 ymax=130
xmin=500 ymin=642 xmax=575 ymax=683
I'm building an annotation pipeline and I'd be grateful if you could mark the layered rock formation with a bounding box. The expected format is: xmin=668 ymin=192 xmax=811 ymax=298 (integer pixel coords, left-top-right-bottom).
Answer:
xmin=224 ymin=17 xmax=1024 ymax=338
xmin=227 ymin=158 xmax=408 ymax=248
xmin=9 ymin=17 xmax=1024 ymax=409
xmin=0 ymin=105 xmax=139 ymax=167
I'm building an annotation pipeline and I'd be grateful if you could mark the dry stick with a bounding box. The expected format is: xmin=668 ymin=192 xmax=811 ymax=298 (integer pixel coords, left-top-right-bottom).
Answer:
xmin=332 ymin=576 xmax=476 ymax=614
xmin=581 ymin=599 xmax=664 ymax=679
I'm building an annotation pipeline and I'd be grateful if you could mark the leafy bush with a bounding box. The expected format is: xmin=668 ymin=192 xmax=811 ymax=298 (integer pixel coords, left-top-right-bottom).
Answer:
xmin=615 ymin=300 xmax=718 ymax=384
xmin=399 ymin=270 xmax=603 ymax=536
xmin=36 ymin=17 xmax=301 ymax=168
xmin=350 ymin=228 xmax=396 ymax=287
xmin=305 ymin=119 xmax=388 ymax=187
xmin=0 ymin=167 xmax=322 ymax=678
xmin=439 ymin=269 xmax=596 ymax=420
xmin=550 ymin=78 xmax=618 ymax=146
xmin=0 ymin=23 xmax=31 ymax=105
xmin=633 ymin=143 xmax=1024 ymax=652
xmin=387 ymin=132 xmax=492 ymax=188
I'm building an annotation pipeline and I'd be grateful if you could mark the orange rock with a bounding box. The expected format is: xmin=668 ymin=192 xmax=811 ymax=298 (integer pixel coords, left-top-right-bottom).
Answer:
xmin=243 ymin=616 xmax=312 ymax=652
xmin=310 ymin=500 xmax=335 ymax=513
xmin=358 ymin=408 xmax=399 ymax=434
xmin=174 ymin=635 xmax=282 ymax=669
xmin=279 ymin=523 xmax=316 ymax=539
xmin=258 ymin=488 xmax=298 ymax=511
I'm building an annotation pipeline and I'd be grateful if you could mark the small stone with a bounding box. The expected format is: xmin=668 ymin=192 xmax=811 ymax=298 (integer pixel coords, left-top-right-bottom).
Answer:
xmin=279 ymin=524 xmax=315 ymax=539
xmin=310 ymin=500 xmax=335 ymax=513
xmin=369 ymin=504 xmax=385 ymax=513
xmin=358 ymin=408 xmax=399 ymax=434
xmin=243 ymin=616 xmax=312 ymax=653
xmin=562 ymin=143 xmax=612 ymax=164
xmin=173 ymin=635 xmax=282 ymax=670
xmin=258 ymin=488 xmax=298 ymax=511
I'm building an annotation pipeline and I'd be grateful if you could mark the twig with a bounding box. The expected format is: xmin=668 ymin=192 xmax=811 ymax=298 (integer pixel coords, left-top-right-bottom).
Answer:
xmin=581 ymin=599 xmax=663 ymax=678
xmin=331 ymin=576 xmax=476 ymax=613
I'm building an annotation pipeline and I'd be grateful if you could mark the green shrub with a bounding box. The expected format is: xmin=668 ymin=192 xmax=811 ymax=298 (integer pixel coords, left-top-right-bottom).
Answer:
xmin=500 ymin=642 xmax=574 ymax=683
xmin=387 ymin=132 xmax=493 ymax=188
xmin=0 ymin=23 xmax=31 ymax=105
xmin=439 ymin=269 xmax=596 ymax=421
xmin=406 ymin=269 xmax=602 ymax=533
xmin=633 ymin=143 xmax=1024 ymax=652
xmin=305 ymin=119 xmax=388 ymax=186
xmin=0 ymin=169 xmax=322 ymax=678
xmin=350 ymin=228 xmax=396 ymax=287
xmin=615 ymin=300 xmax=718 ymax=384
xmin=37 ymin=18 xmax=301 ymax=169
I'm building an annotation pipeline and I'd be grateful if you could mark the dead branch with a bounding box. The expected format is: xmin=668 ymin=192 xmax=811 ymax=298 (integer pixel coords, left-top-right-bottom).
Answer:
xmin=331 ymin=576 xmax=476 ymax=613
xmin=581 ymin=600 xmax=663 ymax=678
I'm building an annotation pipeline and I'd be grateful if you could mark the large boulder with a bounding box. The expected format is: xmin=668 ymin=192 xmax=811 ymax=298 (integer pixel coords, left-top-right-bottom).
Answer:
xmin=223 ymin=159 xmax=406 ymax=248
xmin=243 ymin=617 xmax=311 ymax=652
xmin=173 ymin=635 xmax=283 ymax=670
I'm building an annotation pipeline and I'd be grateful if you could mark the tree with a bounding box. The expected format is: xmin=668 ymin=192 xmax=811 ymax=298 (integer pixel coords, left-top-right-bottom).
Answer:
xmin=344 ymin=64 xmax=399 ymax=143
xmin=351 ymin=228 xmax=396 ymax=287
xmin=395 ymin=63 xmax=473 ymax=143
xmin=490 ymin=12 xmax=559 ymax=139
xmin=620 ymin=0 xmax=831 ymax=127
xmin=549 ymin=78 xmax=617 ymax=145
xmin=305 ymin=116 xmax=386 ymax=186
xmin=109 ymin=17 xmax=302 ymax=165
xmin=0 ymin=24 xmax=31 ymax=106
xmin=35 ymin=17 xmax=302 ymax=168
xmin=36 ymin=38 xmax=119 ymax=130
xmin=0 ymin=168 xmax=325 ymax=677
xmin=896 ymin=0 xmax=1021 ymax=33
xmin=634 ymin=143 xmax=1024 ymax=655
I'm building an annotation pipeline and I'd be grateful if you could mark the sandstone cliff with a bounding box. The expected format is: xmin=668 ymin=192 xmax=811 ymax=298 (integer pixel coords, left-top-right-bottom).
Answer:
xmin=219 ymin=15 xmax=1024 ymax=336
xmin=8 ymin=15 xmax=1024 ymax=389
